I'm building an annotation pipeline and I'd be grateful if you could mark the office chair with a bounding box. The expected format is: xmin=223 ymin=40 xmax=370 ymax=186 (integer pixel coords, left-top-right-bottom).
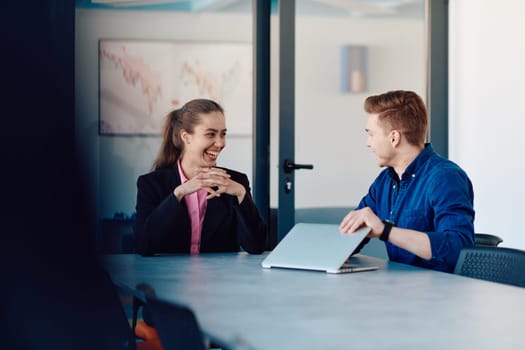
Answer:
xmin=474 ymin=233 xmax=503 ymax=247
xmin=454 ymin=246 xmax=525 ymax=287
xmin=129 ymin=283 xmax=162 ymax=350
xmin=132 ymin=283 xmax=207 ymax=350
xmin=145 ymin=296 xmax=207 ymax=350
xmin=86 ymin=270 xmax=138 ymax=350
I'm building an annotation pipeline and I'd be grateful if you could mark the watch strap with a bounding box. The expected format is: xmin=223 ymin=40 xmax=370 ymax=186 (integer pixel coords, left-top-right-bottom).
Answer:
xmin=380 ymin=220 xmax=394 ymax=242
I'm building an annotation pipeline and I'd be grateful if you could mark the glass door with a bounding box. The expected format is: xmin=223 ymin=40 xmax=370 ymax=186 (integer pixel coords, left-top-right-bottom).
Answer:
xmin=270 ymin=0 xmax=428 ymax=243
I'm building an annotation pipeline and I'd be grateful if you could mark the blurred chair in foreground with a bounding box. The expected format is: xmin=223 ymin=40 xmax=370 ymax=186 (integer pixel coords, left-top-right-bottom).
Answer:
xmin=132 ymin=283 xmax=207 ymax=350
xmin=146 ymin=296 xmax=207 ymax=350
xmin=454 ymin=246 xmax=525 ymax=287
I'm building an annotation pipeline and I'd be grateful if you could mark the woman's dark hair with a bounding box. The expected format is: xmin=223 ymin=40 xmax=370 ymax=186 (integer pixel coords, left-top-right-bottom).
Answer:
xmin=364 ymin=90 xmax=428 ymax=146
xmin=152 ymin=98 xmax=224 ymax=170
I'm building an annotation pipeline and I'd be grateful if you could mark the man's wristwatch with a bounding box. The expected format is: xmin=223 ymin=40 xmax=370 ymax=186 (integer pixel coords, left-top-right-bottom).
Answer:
xmin=380 ymin=220 xmax=395 ymax=241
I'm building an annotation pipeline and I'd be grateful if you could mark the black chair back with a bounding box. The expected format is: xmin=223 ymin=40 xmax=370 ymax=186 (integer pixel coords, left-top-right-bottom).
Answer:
xmin=454 ymin=246 xmax=525 ymax=287
xmin=133 ymin=283 xmax=207 ymax=350
xmin=474 ymin=233 xmax=503 ymax=247
xmin=146 ymin=297 xmax=207 ymax=350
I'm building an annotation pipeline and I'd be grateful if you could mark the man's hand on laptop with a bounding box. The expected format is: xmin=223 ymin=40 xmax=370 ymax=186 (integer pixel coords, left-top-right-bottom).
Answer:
xmin=339 ymin=207 xmax=382 ymax=239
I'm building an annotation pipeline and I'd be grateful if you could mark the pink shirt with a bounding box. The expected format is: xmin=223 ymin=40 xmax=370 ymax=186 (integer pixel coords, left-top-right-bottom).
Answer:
xmin=177 ymin=161 xmax=207 ymax=254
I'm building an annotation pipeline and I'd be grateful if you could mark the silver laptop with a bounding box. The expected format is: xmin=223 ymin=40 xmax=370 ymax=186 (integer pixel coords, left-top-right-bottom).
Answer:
xmin=261 ymin=223 xmax=379 ymax=274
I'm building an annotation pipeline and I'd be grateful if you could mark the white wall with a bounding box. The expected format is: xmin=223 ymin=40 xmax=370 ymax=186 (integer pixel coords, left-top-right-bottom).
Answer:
xmin=75 ymin=9 xmax=425 ymax=227
xmin=449 ymin=0 xmax=525 ymax=249
xmin=289 ymin=16 xmax=425 ymax=208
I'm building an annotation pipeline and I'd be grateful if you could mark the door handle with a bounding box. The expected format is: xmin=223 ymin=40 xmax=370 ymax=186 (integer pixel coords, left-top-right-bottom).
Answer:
xmin=283 ymin=159 xmax=314 ymax=173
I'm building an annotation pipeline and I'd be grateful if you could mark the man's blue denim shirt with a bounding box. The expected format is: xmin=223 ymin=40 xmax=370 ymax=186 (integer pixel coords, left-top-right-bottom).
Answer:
xmin=356 ymin=144 xmax=475 ymax=272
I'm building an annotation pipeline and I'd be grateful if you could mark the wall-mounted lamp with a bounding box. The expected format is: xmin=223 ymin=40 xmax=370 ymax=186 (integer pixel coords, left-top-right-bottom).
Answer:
xmin=341 ymin=45 xmax=368 ymax=93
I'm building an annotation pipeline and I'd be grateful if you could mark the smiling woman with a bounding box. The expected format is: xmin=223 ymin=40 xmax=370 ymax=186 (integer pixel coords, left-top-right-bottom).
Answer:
xmin=134 ymin=98 xmax=268 ymax=256
xmin=178 ymin=109 xmax=227 ymax=172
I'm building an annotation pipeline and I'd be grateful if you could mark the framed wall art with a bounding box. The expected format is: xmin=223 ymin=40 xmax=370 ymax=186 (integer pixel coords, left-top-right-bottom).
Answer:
xmin=98 ymin=39 xmax=252 ymax=136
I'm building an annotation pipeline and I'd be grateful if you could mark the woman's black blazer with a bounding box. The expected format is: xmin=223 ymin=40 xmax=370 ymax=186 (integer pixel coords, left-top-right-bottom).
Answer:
xmin=135 ymin=166 xmax=267 ymax=255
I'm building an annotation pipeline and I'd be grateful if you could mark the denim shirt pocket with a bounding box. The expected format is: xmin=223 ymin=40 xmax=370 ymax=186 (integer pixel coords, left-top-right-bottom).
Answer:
xmin=396 ymin=208 xmax=433 ymax=231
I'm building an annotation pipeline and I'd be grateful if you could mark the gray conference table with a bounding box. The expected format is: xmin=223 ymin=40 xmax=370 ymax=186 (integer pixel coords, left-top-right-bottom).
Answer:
xmin=102 ymin=253 xmax=525 ymax=350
